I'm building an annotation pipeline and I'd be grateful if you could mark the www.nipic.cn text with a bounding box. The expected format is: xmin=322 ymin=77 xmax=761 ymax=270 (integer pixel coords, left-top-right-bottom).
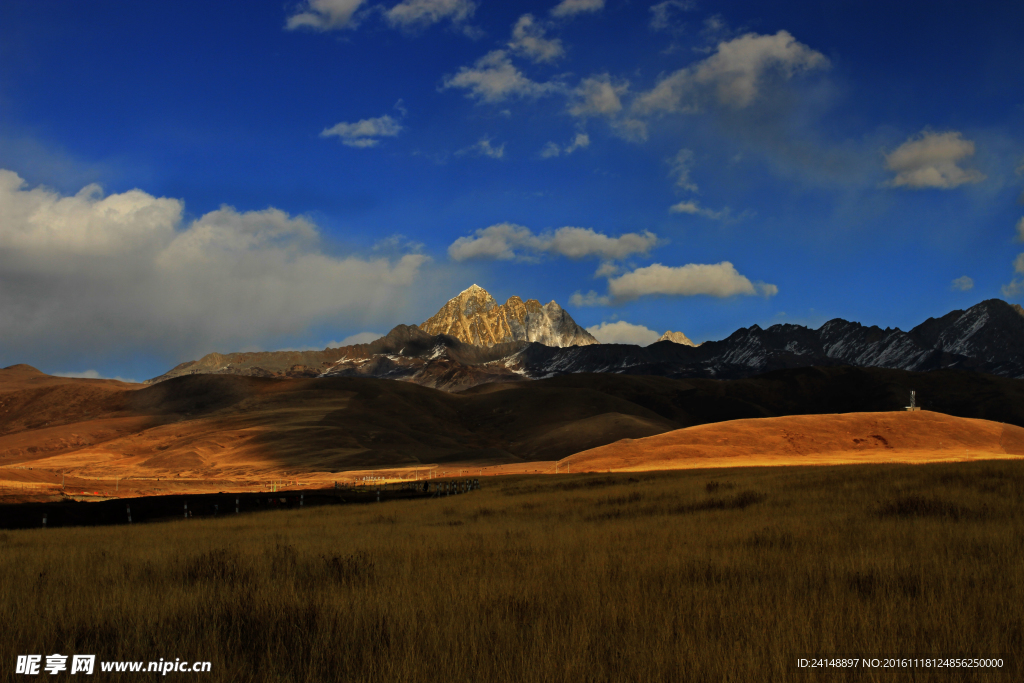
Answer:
xmin=16 ymin=655 xmax=212 ymax=675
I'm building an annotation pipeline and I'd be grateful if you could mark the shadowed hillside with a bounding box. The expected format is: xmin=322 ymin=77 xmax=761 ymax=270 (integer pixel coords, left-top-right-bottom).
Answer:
xmin=3 ymin=364 xmax=1024 ymax=490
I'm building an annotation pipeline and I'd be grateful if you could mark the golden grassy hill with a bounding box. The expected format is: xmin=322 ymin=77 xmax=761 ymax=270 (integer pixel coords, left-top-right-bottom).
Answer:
xmin=562 ymin=410 xmax=1024 ymax=472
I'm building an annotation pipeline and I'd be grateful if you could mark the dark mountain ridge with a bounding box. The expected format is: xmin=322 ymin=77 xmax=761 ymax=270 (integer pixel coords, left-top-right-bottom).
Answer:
xmin=148 ymin=298 xmax=1024 ymax=390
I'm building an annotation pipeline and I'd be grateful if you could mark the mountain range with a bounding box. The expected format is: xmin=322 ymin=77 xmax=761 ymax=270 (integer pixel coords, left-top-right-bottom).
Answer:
xmin=147 ymin=288 xmax=1024 ymax=391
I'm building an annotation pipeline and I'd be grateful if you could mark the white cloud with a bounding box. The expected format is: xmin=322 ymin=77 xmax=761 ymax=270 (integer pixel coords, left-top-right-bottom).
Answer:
xmin=0 ymin=170 xmax=428 ymax=366
xmin=540 ymin=141 xmax=562 ymax=158
xmin=1017 ymin=216 xmax=1024 ymax=241
xmin=569 ymin=74 xmax=627 ymax=118
xmin=593 ymin=261 xmax=619 ymax=277
xmin=442 ymin=50 xmax=559 ymax=103
xmin=607 ymin=262 xmax=777 ymax=301
xmin=448 ymin=223 xmax=658 ymax=261
xmin=668 ymin=200 xmax=728 ymax=220
xmin=950 ymin=276 xmax=974 ymax=292
xmin=508 ymin=14 xmax=564 ymax=63
xmin=448 ymin=223 xmax=532 ymax=260
xmin=337 ymin=332 xmax=384 ymax=346
xmin=586 ymin=321 xmax=661 ymax=346
xmin=649 ymin=0 xmax=694 ymax=31
xmin=457 ymin=137 xmax=505 ymax=159
xmin=569 ymin=290 xmax=611 ymax=307
xmin=540 ymin=132 xmax=589 ymax=158
xmin=634 ymin=30 xmax=830 ymax=113
xmin=1013 ymin=254 xmax=1024 ymax=276
xmin=610 ymin=118 xmax=648 ymax=142
xmin=385 ymin=0 xmax=475 ymax=29
xmin=546 ymin=226 xmax=657 ymax=259
xmin=1003 ymin=254 xmax=1024 ymax=298
xmin=668 ymin=200 xmax=700 ymax=214
xmin=320 ymin=114 xmax=403 ymax=147
xmin=52 ymin=369 xmax=137 ymax=383
xmin=568 ymin=132 xmax=590 ymax=152
xmin=53 ymin=369 xmax=104 ymax=379
xmin=285 ymin=0 xmax=367 ymax=31
xmin=1002 ymin=281 xmax=1024 ymax=298
xmin=550 ymin=0 xmax=604 ymax=18
xmin=884 ymin=131 xmax=986 ymax=189
xmin=669 ymin=148 xmax=698 ymax=191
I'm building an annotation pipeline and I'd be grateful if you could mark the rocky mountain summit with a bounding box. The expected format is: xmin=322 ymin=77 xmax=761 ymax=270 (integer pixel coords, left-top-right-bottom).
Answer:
xmin=658 ymin=331 xmax=699 ymax=346
xmin=419 ymin=284 xmax=598 ymax=347
xmin=147 ymin=296 xmax=1024 ymax=391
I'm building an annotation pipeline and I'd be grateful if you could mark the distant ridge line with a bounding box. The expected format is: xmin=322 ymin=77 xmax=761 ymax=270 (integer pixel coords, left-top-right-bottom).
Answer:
xmin=146 ymin=298 xmax=1024 ymax=389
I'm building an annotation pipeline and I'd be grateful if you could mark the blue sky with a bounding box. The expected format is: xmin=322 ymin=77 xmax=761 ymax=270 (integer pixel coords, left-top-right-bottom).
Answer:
xmin=2 ymin=0 xmax=1023 ymax=381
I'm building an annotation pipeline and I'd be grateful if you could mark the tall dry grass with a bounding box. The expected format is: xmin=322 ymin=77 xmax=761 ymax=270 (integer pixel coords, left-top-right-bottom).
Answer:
xmin=2 ymin=461 xmax=1022 ymax=682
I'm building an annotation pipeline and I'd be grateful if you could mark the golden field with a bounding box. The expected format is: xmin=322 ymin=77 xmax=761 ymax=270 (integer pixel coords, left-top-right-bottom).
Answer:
xmin=2 ymin=461 xmax=1022 ymax=682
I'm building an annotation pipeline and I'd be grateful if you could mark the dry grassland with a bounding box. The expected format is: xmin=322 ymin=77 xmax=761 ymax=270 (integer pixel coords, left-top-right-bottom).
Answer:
xmin=2 ymin=462 xmax=1022 ymax=682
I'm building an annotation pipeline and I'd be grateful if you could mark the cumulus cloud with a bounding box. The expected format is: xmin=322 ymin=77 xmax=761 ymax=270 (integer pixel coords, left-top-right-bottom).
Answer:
xmin=540 ymin=132 xmax=589 ymax=158
xmin=950 ymin=276 xmax=974 ymax=292
xmin=286 ymin=0 xmax=367 ymax=31
xmin=320 ymin=114 xmax=403 ymax=147
xmin=569 ymin=290 xmax=611 ymax=307
xmin=442 ymin=50 xmax=559 ymax=103
xmin=0 ymin=170 xmax=428 ymax=367
xmin=448 ymin=223 xmax=658 ymax=261
xmin=607 ymin=262 xmax=777 ymax=301
xmin=586 ymin=321 xmax=661 ymax=346
xmin=385 ymin=0 xmax=475 ymax=29
xmin=550 ymin=0 xmax=603 ymax=18
xmin=649 ymin=0 xmax=694 ymax=31
xmin=884 ymin=131 xmax=986 ymax=189
xmin=634 ymin=30 xmax=830 ymax=113
xmin=568 ymin=74 xmax=627 ymax=118
xmin=668 ymin=200 xmax=728 ymax=220
xmin=1017 ymin=216 xmax=1024 ymax=241
xmin=457 ymin=137 xmax=505 ymax=159
xmin=508 ymin=14 xmax=564 ymax=63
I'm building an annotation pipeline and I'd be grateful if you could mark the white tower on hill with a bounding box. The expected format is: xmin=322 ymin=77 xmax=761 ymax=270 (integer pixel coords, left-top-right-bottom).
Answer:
xmin=905 ymin=390 xmax=921 ymax=411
